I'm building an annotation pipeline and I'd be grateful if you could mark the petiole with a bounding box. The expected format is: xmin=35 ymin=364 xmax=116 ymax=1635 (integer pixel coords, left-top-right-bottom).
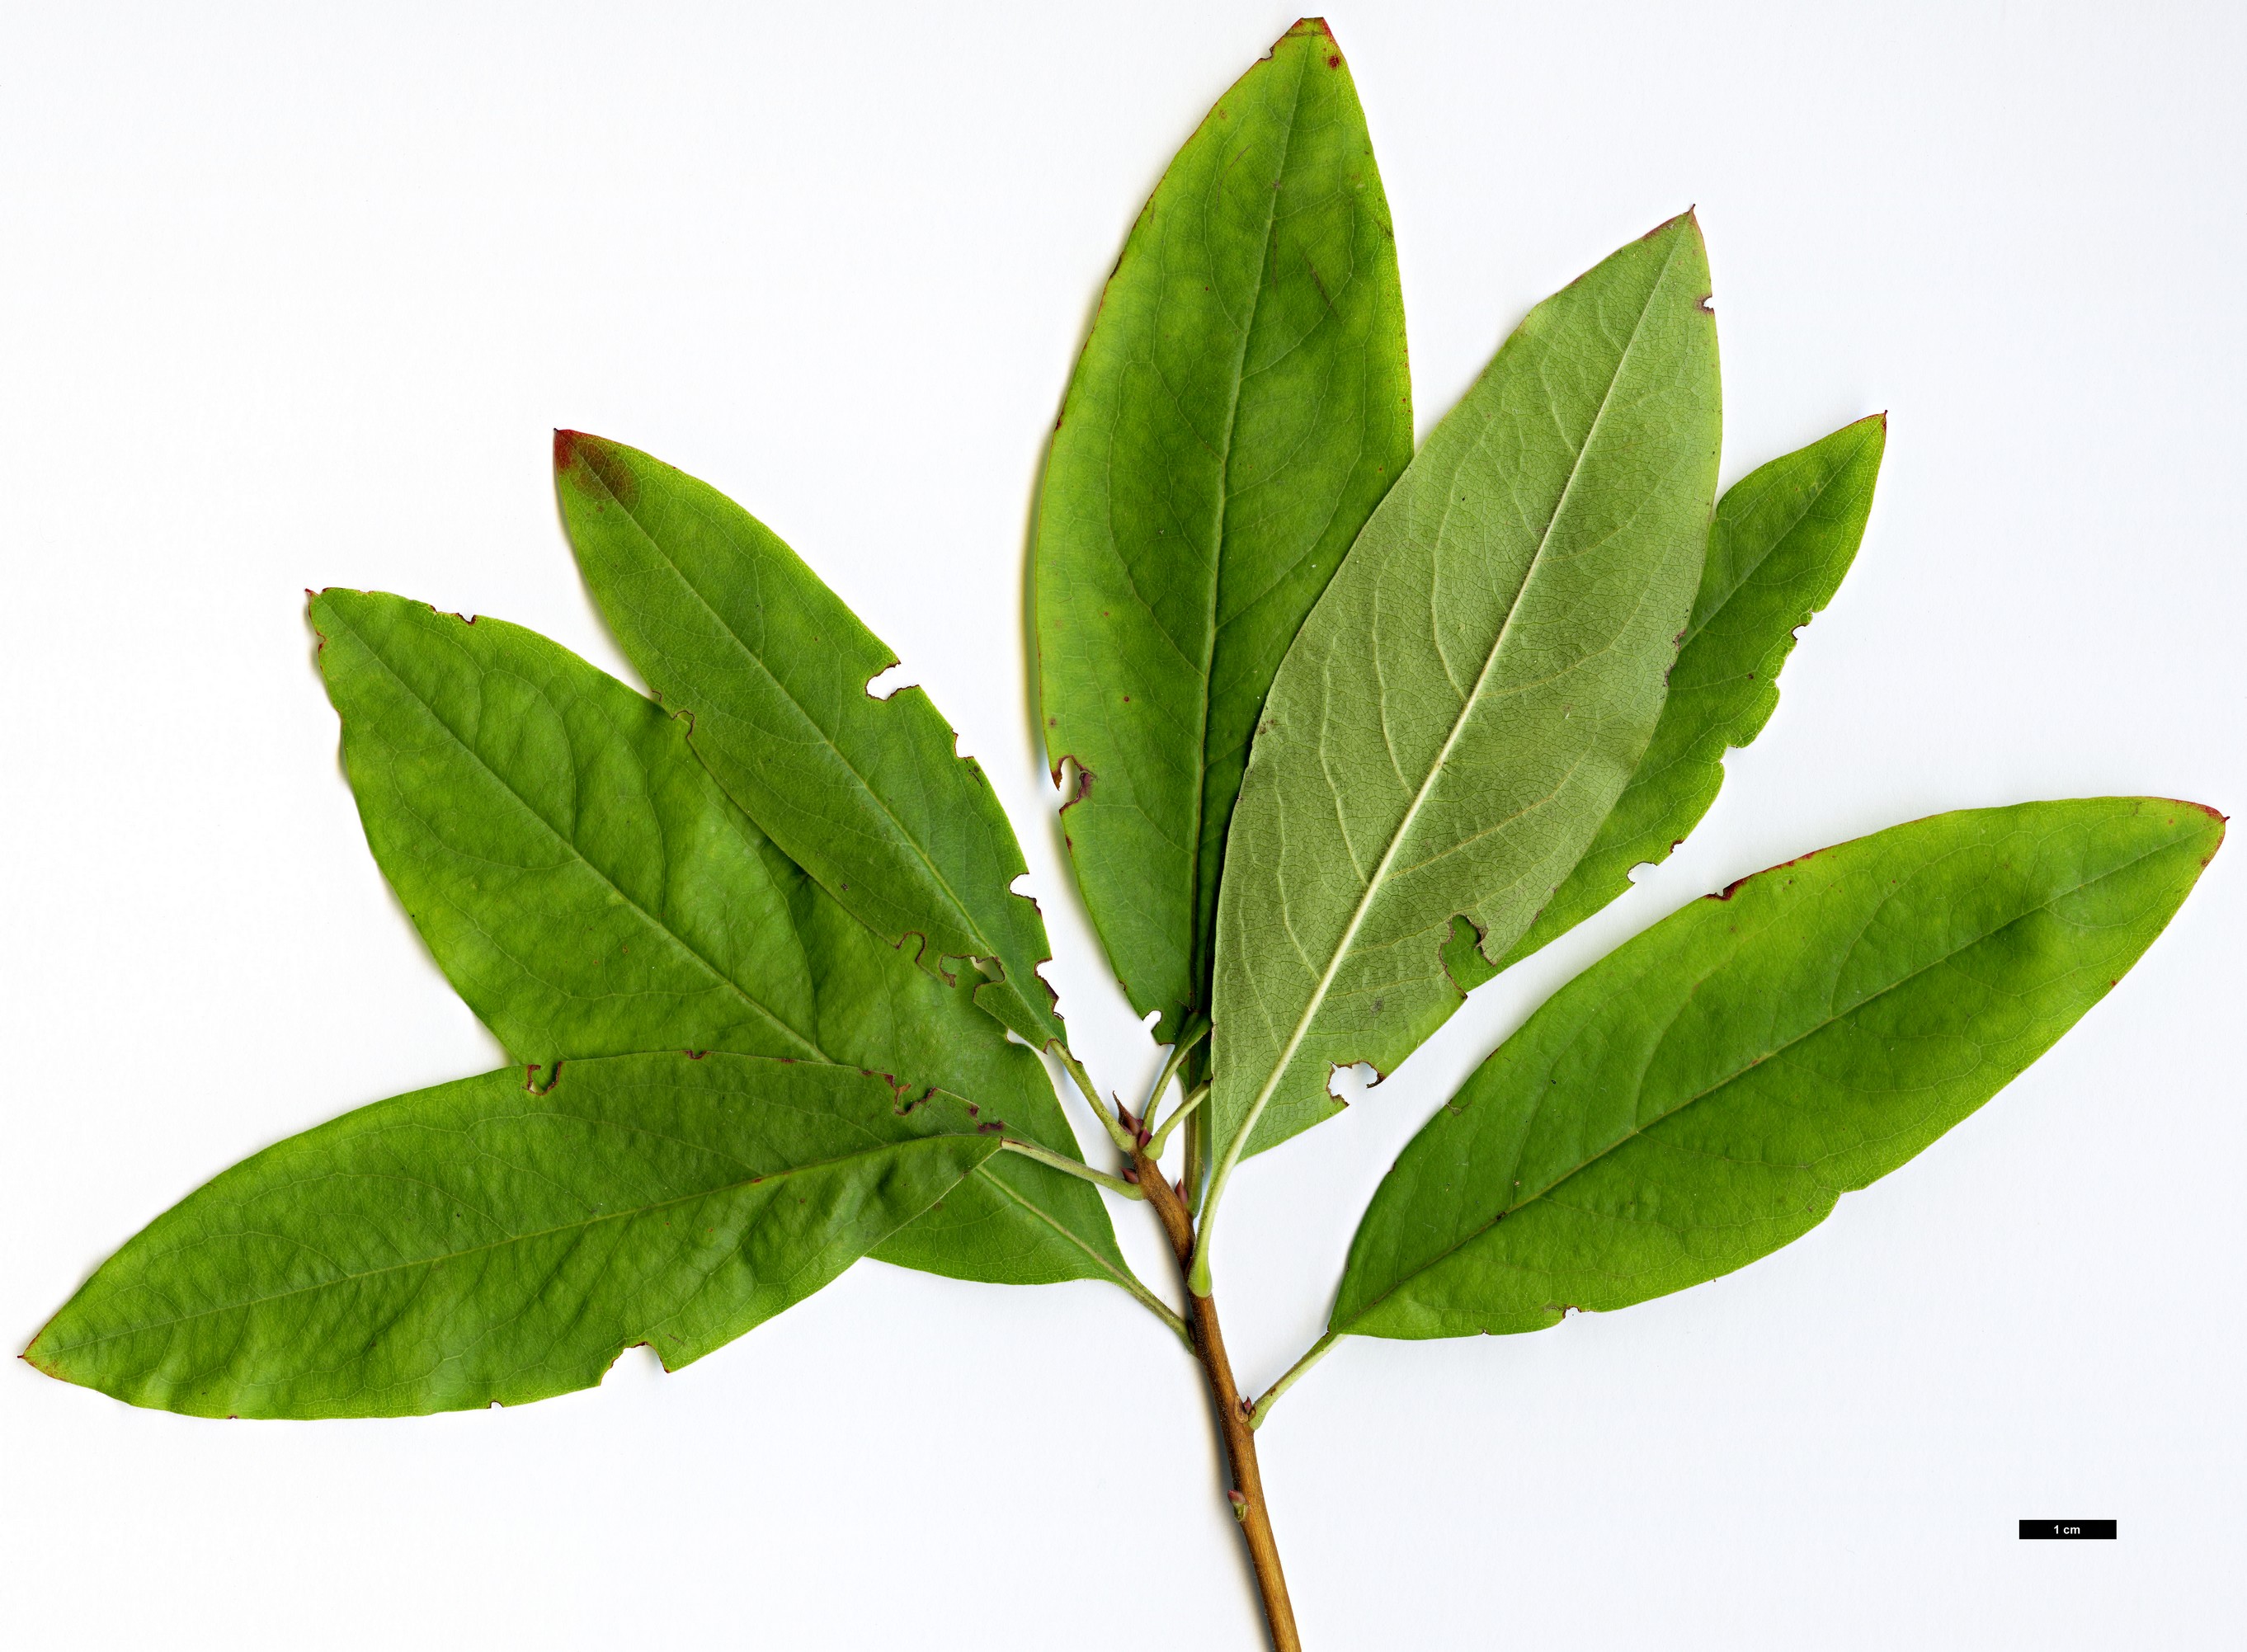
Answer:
xmin=996 ymin=1137 xmax=1143 ymax=1199
xmin=1144 ymin=1081 xmax=1208 ymax=1160
xmin=1249 ymin=1333 xmax=1340 ymax=1429
xmin=1050 ymin=1043 xmax=1140 ymax=1158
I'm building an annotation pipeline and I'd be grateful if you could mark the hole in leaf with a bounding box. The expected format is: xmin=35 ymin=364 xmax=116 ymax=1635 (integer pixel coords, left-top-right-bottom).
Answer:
xmin=1054 ymin=755 xmax=1091 ymax=806
xmin=865 ymin=662 xmax=917 ymax=700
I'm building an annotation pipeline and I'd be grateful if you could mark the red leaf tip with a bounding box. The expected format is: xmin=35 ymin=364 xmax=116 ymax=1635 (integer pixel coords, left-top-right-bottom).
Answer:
xmin=554 ymin=429 xmax=638 ymax=505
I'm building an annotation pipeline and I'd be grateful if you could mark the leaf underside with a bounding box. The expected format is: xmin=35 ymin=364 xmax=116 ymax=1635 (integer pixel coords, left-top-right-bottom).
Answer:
xmin=1335 ymin=798 xmax=2222 ymax=1339
xmin=1035 ymin=16 xmax=1411 ymax=1047
xmin=1447 ymin=412 xmax=1887 ymax=988
xmin=27 ymin=1055 xmax=1000 ymax=1418
xmin=554 ymin=433 xmax=1067 ymax=1052
xmin=310 ymin=589 xmax=1125 ymax=1289
xmin=1210 ymin=213 xmax=1722 ymax=1166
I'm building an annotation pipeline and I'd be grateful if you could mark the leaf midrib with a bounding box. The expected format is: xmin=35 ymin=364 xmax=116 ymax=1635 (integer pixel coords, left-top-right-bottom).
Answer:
xmin=43 ymin=1129 xmax=989 ymax=1355
xmin=1181 ymin=43 xmax=1312 ymax=1013
xmin=1222 ymin=229 xmax=1689 ymax=1165
xmin=974 ymin=1163 xmax=1135 ymax=1287
xmin=329 ymin=605 xmax=827 ymax=1062
xmin=1336 ymin=832 xmax=2180 ymax=1330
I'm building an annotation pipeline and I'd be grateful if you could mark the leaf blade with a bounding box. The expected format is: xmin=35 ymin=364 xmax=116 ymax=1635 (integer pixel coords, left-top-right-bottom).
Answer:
xmin=768 ymin=852 xmax=1131 ymax=1286
xmin=310 ymin=589 xmax=1124 ymax=1288
xmin=554 ymin=433 xmax=1066 ymax=1051
xmin=1475 ymin=413 xmax=1887 ymax=979
xmin=1035 ymin=18 xmax=1411 ymax=1042
xmin=1333 ymin=798 xmax=2222 ymax=1339
xmin=1209 ymin=214 xmax=1722 ymax=1170
xmin=27 ymin=1054 xmax=1001 ymax=1417
xmin=311 ymin=588 xmax=821 ymax=1064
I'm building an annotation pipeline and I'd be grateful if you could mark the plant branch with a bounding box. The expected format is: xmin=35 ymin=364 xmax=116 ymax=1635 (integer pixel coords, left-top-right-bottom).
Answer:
xmin=997 ymin=1137 xmax=1142 ymax=1199
xmin=1135 ymin=1143 xmax=1301 ymax=1652
xmin=1249 ymin=1333 xmax=1340 ymax=1430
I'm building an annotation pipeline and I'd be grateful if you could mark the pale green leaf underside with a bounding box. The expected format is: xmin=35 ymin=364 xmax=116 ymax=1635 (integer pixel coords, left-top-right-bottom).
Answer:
xmin=1452 ymin=413 xmax=1887 ymax=985
xmin=554 ymin=433 xmax=1066 ymax=1052
xmin=310 ymin=590 xmax=1124 ymax=1289
xmin=27 ymin=1055 xmax=1001 ymax=1418
xmin=1036 ymin=17 xmax=1411 ymax=1046
xmin=1210 ymin=214 xmax=1722 ymax=1169
xmin=1335 ymin=798 xmax=2222 ymax=1339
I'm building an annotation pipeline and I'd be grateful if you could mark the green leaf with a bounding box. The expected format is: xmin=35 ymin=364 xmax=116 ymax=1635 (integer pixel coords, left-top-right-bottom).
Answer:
xmin=553 ymin=432 xmax=1066 ymax=1052
xmin=1454 ymin=413 xmax=1887 ymax=988
xmin=1333 ymin=798 xmax=2222 ymax=1340
xmin=1034 ymin=17 xmax=1411 ymax=1045
xmin=1208 ymin=214 xmax=1722 ymax=1179
xmin=26 ymin=1053 xmax=1001 ymax=1417
xmin=310 ymin=589 xmax=1126 ymax=1290
xmin=311 ymin=588 xmax=819 ymax=1064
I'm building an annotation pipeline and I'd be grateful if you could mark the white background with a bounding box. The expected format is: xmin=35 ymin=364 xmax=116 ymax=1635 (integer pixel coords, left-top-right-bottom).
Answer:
xmin=4 ymin=2 xmax=2241 ymax=1646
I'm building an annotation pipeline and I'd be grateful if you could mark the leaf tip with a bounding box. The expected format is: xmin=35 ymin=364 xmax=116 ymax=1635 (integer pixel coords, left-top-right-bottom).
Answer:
xmin=1640 ymin=207 xmax=1711 ymax=297
xmin=2170 ymin=798 xmax=2227 ymax=864
xmin=1836 ymin=411 xmax=1890 ymax=455
xmin=21 ymin=1312 xmax=84 ymax=1389
xmin=553 ymin=428 xmax=638 ymax=505
xmin=1273 ymin=16 xmax=1345 ymax=69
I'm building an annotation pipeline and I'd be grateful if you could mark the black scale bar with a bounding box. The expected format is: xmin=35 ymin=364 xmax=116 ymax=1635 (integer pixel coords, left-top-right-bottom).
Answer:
xmin=2019 ymin=1519 xmax=2117 ymax=1540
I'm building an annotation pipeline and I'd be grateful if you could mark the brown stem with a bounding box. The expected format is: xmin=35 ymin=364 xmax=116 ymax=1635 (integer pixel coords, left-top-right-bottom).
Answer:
xmin=1137 ymin=1146 xmax=1301 ymax=1652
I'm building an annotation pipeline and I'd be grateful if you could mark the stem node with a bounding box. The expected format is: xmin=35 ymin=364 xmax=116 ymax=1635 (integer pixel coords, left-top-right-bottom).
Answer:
xmin=1133 ymin=1144 xmax=1301 ymax=1651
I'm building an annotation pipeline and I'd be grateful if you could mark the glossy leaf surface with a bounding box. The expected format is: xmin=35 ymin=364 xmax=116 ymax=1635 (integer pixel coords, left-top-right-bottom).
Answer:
xmin=1459 ymin=413 xmax=1887 ymax=983
xmin=1035 ymin=18 xmax=1411 ymax=1043
xmin=1209 ymin=214 xmax=1721 ymax=1170
xmin=554 ymin=433 xmax=1066 ymax=1052
xmin=28 ymin=1054 xmax=1001 ymax=1417
xmin=311 ymin=590 xmax=1124 ymax=1288
xmin=1335 ymin=798 xmax=2222 ymax=1339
